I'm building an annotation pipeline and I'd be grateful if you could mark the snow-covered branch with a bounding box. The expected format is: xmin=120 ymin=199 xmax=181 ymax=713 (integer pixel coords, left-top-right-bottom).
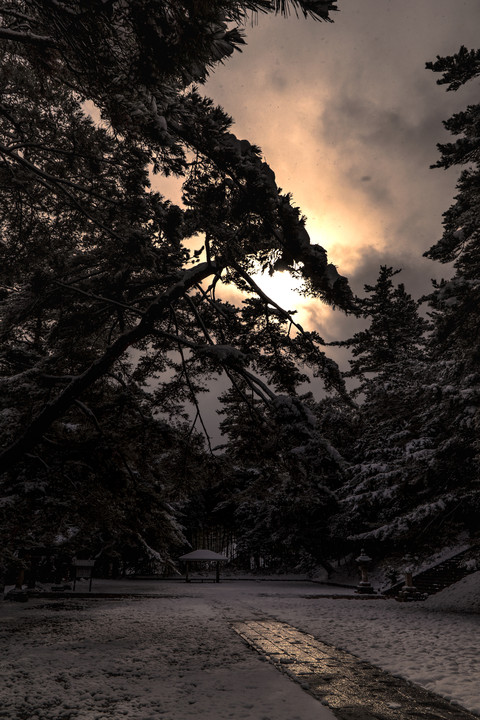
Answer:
xmin=0 ymin=26 xmax=56 ymax=46
xmin=0 ymin=261 xmax=218 ymax=473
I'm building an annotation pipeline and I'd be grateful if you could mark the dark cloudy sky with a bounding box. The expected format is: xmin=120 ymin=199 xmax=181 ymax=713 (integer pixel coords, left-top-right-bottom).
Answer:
xmin=204 ymin=0 xmax=480 ymax=355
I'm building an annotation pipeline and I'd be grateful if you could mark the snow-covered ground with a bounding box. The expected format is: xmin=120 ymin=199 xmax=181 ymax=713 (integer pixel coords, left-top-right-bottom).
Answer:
xmin=424 ymin=569 xmax=480 ymax=615
xmin=2 ymin=576 xmax=480 ymax=720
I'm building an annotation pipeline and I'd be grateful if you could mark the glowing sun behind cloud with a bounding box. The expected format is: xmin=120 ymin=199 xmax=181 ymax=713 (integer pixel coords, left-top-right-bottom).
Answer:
xmin=250 ymin=268 xmax=306 ymax=312
xmin=248 ymin=264 xmax=334 ymax=334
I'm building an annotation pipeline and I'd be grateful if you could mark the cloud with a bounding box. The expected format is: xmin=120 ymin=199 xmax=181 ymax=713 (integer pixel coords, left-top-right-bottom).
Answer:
xmin=269 ymin=69 xmax=289 ymax=92
xmin=200 ymin=0 xmax=480 ymax=363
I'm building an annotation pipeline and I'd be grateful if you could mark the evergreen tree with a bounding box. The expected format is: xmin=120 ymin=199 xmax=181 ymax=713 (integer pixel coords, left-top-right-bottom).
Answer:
xmin=215 ymin=384 xmax=343 ymax=571
xmin=331 ymin=43 xmax=480 ymax=554
xmin=425 ymin=46 xmax=480 ymax=366
xmin=338 ymin=266 xmax=428 ymax=382
xmin=329 ymin=268 xmax=441 ymax=553
xmin=0 ymin=1 xmax=351 ymax=574
xmin=0 ymin=0 xmax=350 ymax=473
xmin=420 ymin=44 xmax=480 ymax=541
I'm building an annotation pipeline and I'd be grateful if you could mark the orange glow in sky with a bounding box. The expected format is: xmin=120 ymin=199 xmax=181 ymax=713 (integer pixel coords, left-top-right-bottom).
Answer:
xmin=203 ymin=3 xmax=480 ymax=337
xmin=150 ymin=3 xmax=480 ymax=353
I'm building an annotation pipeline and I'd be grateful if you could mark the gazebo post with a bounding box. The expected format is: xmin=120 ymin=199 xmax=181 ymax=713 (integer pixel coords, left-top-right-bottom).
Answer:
xmin=185 ymin=562 xmax=190 ymax=583
xmin=216 ymin=561 xmax=220 ymax=583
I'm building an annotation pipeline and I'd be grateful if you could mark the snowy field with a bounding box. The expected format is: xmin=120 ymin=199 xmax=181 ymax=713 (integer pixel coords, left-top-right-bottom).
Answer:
xmin=2 ymin=576 xmax=480 ymax=720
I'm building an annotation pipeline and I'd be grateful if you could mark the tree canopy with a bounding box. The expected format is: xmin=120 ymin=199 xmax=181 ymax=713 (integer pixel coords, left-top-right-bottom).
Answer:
xmin=328 ymin=48 xmax=480 ymax=557
xmin=2 ymin=3 xmax=480 ymax=579
xmin=0 ymin=0 xmax=352 ymax=573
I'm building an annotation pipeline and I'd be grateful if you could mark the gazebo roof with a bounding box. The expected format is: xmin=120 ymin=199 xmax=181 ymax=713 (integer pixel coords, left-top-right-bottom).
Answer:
xmin=179 ymin=549 xmax=228 ymax=561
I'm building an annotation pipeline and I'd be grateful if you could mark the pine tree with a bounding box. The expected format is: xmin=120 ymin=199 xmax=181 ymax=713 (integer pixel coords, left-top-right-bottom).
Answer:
xmin=0 ymin=1 xmax=350 ymax=576
xmin=332 ymin=42 xmax=480 ymax=553
xmin=338 ymin=266 xmax=428 ymax=381
xmin=329 ymin=268 xmax=440 ymax=553
xmin=215 ymin=383 xmax=343 ymax=571
xmin=425 ymin=47 xmax=480 ymax=367
xmin=420 ymin=44 xmax=480 ymax=541
xmin=0 ymin=1 xmax=351 ymax=474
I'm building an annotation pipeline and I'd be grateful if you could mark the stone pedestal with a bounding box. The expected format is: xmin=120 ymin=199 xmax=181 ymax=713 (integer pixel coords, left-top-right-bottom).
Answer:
xmin=395 ymin=568 xmax=426 ymax=602
xmin=355 ymin=549 xmax=376 ymax=594
xmin=355 ymin=580 xmax=376 ymax=595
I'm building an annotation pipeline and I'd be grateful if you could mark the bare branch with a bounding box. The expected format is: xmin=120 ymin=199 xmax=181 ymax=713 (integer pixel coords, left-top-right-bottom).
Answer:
xmin=230 ymin=259 xmax=306 ymax=334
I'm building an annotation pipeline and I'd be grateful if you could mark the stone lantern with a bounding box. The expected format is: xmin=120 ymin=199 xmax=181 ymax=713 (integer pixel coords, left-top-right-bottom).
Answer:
xmin=355 ymin=548 xmax=376 ymax=594
xmin=395 ymin=554 xmax=423 ymax=602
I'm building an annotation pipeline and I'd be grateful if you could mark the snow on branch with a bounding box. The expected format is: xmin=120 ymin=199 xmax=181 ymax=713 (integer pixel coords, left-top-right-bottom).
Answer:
xmin=196 ymin=344 xmax=247 ymax=365
xmin=0 ymin=261 xmax=219 ymax=473
xmin=350 ymin=494 xmax=457 ymax=543
xmin=0 ymin=26 xmax=57 ymax=46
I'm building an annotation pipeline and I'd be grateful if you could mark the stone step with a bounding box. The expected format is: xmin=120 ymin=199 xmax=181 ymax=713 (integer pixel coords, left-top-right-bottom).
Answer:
xmin=383 ymin=544 xmax=479 ymax=598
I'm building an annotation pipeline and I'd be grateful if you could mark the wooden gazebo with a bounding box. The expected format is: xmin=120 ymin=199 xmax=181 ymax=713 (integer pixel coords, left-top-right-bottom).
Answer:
xmin=179 ymin=549 xmax=228 ymax=583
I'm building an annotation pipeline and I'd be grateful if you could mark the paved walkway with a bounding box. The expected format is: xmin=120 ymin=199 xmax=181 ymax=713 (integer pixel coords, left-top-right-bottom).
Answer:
xmin=233 ymin=620 xmax=478 ymax=720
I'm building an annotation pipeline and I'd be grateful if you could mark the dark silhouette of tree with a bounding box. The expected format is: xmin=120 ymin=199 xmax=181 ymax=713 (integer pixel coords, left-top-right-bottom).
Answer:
xmin=0 ymin=1 xmax=352 ymax=574
xmin=338 ymin=266 xmax=428 ymax=381
xmin=330 ymin=45 xmax=480 ymax=554
xmin=215 ymin=385 xmax=342 ymax=571
xmin=328 ymin=268 xmax=434 ymax=551
xmin=0 ymin=0 xmax=350 ymax=474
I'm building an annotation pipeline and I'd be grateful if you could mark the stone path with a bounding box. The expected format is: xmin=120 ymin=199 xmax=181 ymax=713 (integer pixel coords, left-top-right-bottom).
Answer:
xmin=232 ymin=620 xmax=478 ymax=720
